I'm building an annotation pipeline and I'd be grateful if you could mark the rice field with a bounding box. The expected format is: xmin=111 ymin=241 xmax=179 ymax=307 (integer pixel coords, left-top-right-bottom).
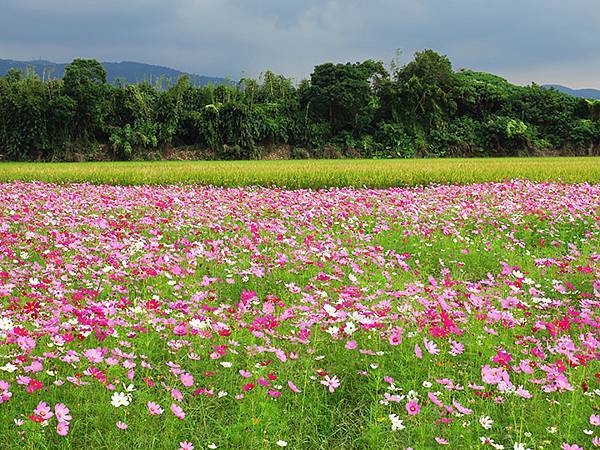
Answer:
xmin=0 ymin=179 xmax=598 ymax=449
xmin=0 ymin=157 xmax=598 ymax=187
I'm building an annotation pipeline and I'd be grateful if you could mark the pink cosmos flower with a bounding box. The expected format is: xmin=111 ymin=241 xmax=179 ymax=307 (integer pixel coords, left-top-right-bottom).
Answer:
xmin=180 ymin=373 xmax=194 ymax=387
xmin=33 ymin=401 xmax=53 ymax=421
xmin=56 ymin=421 xmax=69 ymax=436
xmin=423 ymin=338 xmax=440 ymax=355
xmin=173 ymin=322 xmax=188 ymax=336
xmin=171 ymin=403 xmax=186 ymax=420
xmin=172 ymin=389 xmax=183 ymax=401
xmin=147 ymin=401 xmax=164 ymax=415
xmin=561 ymin=444 xmax=583 ymax=450
xmin=515 ymin=386 xmax=532 ymax=399
xmin=414 ymin=344 xmax=423 ymax=359
xmin=449 ymin=340 xmax=464 ymax=356
xmin=591 ymin=414 xmax=600 ymax=426
xmin=320 ymin=375 xmax=340 ymax=393
xmin=27 ymin=379 xmax=43 ymax=393
xmin=54 ymin=403 xmax=71 ymax=422
xmin=406 ymin=401 xmax=421 ymax=415
xmin=451 ymin=399 xmax=472 ymax=415
xmin=492 ymin=350 xmax=512 ymax=366
xmin=288 ymin=381 xmax=301 ymax=393
xmin=116 ymin=421 xmax=128 ymax=430
xmin=345 ymin=340 xmax=357 ymax=350
xmin=388 ymin=328 xmax=402 ymax=346
xmin=257 ymin=377 xmax=271 ymax=387
xmin=179 ymin=442 xmax=194 ymax=450
xmin=428 ymin=392 xmax=444 ymax=408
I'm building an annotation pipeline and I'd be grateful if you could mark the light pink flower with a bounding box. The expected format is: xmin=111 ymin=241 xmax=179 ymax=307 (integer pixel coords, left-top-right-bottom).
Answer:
xmin=33 ymin=401 xmax=53 ymax=421
xmin=320 ymin=375 xmax=340 ymax=393
xmin=171 ymin=403 xmax=186 ymax=420
xmin=56 ymin=421 xmax=69 ymax=436
xmin=180 ymin=373 xmax=194 ymax=387
xmin=414 ymin=344 xmax=423 ymax=359
xmin=147 ymin=401 xmax=164 ymax=415
xmin=288 ymin=381 xmax=301 ymax=393
xmin=54 ymin=403 xmax=71 ymax=422
xmin=561 ymin=444 xmax=583 ymax=450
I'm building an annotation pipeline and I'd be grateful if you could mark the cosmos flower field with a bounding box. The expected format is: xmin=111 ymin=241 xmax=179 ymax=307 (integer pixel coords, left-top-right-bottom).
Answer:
xmin=0 ymin=180 xmax=598 ymax=449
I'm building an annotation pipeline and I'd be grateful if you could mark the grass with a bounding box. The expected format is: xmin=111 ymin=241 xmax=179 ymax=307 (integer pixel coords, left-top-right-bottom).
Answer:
xmin=0 ymin=157 xmax=598 ymax=187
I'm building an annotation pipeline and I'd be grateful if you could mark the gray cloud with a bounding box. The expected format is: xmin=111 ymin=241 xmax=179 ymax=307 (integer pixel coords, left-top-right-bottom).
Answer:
xmin=1 ymin=0 xmax=598 ymax=87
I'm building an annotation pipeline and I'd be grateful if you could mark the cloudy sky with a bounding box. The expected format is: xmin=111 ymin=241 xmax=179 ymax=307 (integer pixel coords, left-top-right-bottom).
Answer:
xmin=1 ymin=0 xmax=599 ymax=87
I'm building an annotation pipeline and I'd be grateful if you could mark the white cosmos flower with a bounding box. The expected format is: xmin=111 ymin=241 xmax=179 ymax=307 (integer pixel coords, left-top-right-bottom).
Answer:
xmin=344 ymin=321 xmax=357 ymax=335
xmin=110 ymin=392 xmax=131 ymax=408
xmin=513 ymin=443 xmax=531 ymax=450
xmin=324 ymin=304 xmax=337 ymax=316
xmin=0 ymin=317 xmax=13 ymax=331
xmin=389 ymin=413 xmax=405 ymax=431
xmin=326 ymin=326 xmax=339 ymax=336
xmin=479 ymin=415 xmax=493 ymax=430
xmin=189 ymin=318 xmax=211 ymax=330
xmin=0 ymin=363 xmax=17 ymax=373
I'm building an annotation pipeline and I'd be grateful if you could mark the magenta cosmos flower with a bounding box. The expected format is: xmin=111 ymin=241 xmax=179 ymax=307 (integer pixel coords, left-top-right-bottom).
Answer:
xmin=406 ymin=401 xmax=421 ymax=415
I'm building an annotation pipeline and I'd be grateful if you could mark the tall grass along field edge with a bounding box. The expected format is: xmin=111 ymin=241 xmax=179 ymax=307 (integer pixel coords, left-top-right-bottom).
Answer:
xmin=0 ymin=157 xmax=598 ymax=188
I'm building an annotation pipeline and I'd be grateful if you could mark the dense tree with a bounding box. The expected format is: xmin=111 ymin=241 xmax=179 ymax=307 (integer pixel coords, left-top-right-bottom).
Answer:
xmin=0 ymin=51 xmax=597 ymax=161
xmin=304 ymin=61 xmax=386 ymax=138
xmin=62 ymin=59 xmax=110 ymax=141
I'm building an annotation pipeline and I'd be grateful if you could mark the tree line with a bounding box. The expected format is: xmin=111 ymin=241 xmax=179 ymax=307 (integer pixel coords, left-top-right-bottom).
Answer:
xmin=0 ymin=50 xmax=598 ymax=161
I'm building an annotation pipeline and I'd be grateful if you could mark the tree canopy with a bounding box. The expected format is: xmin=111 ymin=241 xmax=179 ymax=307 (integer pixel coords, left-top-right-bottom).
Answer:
xmin=0 ymin=51 xmax=598 ymax=161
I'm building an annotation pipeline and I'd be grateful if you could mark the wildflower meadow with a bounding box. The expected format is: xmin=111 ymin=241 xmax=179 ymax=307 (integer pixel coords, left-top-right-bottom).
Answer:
xmin=0 ymin=180 xmax=598 ymax=449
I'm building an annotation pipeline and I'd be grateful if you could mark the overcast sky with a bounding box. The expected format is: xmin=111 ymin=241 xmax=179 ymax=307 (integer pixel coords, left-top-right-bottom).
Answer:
xmin=1 ymin=0 xmax=599 ymax=88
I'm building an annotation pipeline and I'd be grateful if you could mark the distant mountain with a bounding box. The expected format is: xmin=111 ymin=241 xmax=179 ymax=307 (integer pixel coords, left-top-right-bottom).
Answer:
xmin=0 ymin=58 xmax=229 ymax=87
xmin=543 ymin=84 xmax=600 ymax=100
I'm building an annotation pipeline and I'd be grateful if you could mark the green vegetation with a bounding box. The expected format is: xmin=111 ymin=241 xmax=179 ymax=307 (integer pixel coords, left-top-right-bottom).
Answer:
xmin=1 ymin=51 xmax=599 ymax=162
xmin=0 ymin=157 xmax=598 ymax=188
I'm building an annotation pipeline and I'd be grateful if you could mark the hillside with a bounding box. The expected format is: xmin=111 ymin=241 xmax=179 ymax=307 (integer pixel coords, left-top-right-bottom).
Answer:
xmin=0 ymin=58 xmax=229 ymax=86
xmin=543 ymin=84 xmax=600 ymax=100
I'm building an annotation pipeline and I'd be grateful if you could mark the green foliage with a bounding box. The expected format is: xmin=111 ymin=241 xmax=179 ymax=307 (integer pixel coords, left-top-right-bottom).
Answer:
xmin=428 ymin=117 xmax=485 ymax=157
xmin=304 ymin=60 xmax=386 ymax=138
xmin=394 ymin=50 xmax=457 ymax=130
xmin=0 ymin=52 xmax=598 ymax=161
xmin=63 ymin=59 xmax=109 ymax=141
xmin=373 ymin=123 xmax=416 ymax=158
xmin=0 ymin=74 xmax=50 ymax=160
